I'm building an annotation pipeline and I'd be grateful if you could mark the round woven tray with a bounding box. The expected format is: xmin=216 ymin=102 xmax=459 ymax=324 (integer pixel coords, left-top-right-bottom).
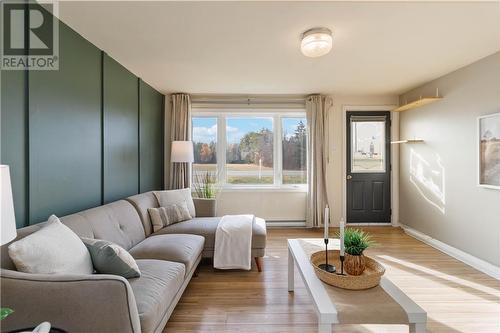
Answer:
xmin=310 ymin=250 xmax=385 ymax=290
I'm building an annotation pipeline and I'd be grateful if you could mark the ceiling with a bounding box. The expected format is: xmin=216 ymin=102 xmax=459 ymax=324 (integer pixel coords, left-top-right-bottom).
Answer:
xmin=57 ymin=1 xmax=500 ymax=95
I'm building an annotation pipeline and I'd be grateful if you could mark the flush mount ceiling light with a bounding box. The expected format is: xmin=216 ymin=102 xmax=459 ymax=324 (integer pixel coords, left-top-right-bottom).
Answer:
xmin=300 ymin=27 xmax=333 ymax=58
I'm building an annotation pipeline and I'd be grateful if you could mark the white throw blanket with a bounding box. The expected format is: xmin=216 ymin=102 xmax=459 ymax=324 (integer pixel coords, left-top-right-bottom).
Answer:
xmin=214 ymin=214 xmax=254 ymax=270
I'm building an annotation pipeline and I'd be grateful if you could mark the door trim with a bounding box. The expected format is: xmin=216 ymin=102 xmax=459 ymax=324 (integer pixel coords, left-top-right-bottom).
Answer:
xmin=341 ymin=105 xmax=399 ymax=227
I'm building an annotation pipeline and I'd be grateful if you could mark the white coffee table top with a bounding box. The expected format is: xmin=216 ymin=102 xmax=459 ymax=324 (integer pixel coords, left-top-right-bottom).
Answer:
xmin=287 ymin=238 xmax=426 ymax=333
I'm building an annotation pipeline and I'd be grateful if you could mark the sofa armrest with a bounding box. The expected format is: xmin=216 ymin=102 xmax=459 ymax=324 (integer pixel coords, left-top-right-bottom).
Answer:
xmin=193 ymin=198 xmax=217 ymax=217
xmin=0 ymin=269 xmax=141 ymax=333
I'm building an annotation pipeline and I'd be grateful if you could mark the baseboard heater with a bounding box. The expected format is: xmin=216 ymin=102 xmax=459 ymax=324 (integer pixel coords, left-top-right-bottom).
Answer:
xmin=266 ymin=220 xmax=306 ymax=227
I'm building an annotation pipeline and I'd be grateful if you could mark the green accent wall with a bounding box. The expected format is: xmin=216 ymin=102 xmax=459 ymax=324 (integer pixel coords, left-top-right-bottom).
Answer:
xmin=0 ymin=14 xmax=164 ymax=227
xmin=28 ymin=22 xmax=102 ymax=224
xmin=1 ymin=70 xmax=28 ymax=228
xmin=103 ymin=55 xmax=139 ymax=203
xmin=139 ymin=80 xmax=164 ymax=192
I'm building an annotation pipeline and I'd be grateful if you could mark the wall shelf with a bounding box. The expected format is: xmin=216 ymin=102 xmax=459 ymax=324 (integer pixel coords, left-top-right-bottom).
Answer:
xmin=393 ymin=88 xmax=442 ymax=112
xmin=391 ymin=139 xmax=424 ymax=144
xmin=393 ymin=97 xmax=442 ymax=112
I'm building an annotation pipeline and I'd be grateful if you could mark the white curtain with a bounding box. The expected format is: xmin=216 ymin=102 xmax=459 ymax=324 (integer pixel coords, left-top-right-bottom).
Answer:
xmin=169 ymin=93 xmax=192 ymax=189
xmin=306 ymin=95 xmax=333 ymax=227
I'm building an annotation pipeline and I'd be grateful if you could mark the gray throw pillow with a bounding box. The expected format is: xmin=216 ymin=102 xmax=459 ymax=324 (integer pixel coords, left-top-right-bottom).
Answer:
xmin=81 ymin=238 xmax=141 ymax=278
xmin=154 ymin=188 xmax=196 ymax=217
xmin=148 ymin=202 xmax=192 ymax=232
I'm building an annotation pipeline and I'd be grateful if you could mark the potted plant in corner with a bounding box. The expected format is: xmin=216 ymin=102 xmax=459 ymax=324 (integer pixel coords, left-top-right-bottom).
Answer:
xmin=192 ymin=170 xmax=219 ymax=217
xmin=342 ymin=228 xmax=375 ymax=276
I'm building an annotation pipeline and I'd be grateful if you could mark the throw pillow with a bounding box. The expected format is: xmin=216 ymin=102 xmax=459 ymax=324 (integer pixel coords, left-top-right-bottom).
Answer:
xmin=154 ymin=188 xmax=196 ymax=217
xmin=8 ymin=215 xmax=93 ymax=275
xmin=81 ymin=238 xmax=141 ymax=278
xmin=148 ymin=202 xmax=192 ymax=232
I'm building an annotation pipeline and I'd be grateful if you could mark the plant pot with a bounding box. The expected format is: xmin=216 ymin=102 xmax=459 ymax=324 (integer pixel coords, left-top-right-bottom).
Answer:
xmin=344 ymin=253 xmax=366 ymax=276
xmin=193 ymin=198 xmax=217 ymax=217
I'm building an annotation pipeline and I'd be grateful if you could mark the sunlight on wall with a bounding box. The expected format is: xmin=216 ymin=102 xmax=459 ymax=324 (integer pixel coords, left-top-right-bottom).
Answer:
xmin=409 ymin=148 xmax=446 ymax=214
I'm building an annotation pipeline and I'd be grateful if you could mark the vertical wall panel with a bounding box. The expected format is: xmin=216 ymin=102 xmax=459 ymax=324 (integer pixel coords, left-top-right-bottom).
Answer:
xmin=2 ymin=9 xmax=164 ymax=226
xmin=28 ymin=22 xmax=102 ymax=224
xmin=139 ymin=80 xmax=164 ymax=192
xmin=103 ymin=54 xmax=139 ymax=203
xmin=1 ymin=70 xmax=28 ymax=228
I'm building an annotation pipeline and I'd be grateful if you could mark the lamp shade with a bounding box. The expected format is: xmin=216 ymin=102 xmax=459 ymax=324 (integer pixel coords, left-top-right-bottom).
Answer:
xmin=1 ymin=165 xmax=17 ymax=245
xmin=171 ymin=141 xmax=194 ymax=163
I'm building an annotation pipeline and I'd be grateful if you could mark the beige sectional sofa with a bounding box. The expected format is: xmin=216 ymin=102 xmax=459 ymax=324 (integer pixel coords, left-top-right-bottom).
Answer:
xmin=0 ymin=191 xmax=267 ymax=333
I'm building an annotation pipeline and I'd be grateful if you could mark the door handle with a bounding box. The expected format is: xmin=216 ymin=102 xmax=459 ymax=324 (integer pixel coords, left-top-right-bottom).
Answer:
xmin=346 ymin=175 xmax=352 ymax=180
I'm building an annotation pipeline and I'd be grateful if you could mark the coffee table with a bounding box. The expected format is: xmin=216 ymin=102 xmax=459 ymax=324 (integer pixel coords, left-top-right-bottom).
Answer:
xmin=288 ymin=239 xmax=427 ymax=333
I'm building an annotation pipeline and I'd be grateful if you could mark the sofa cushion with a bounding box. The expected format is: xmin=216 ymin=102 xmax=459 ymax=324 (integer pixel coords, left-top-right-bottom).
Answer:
xmin=129 ymin=234 xmax=204 ymax=274
xmin=153 ymin=217 xmax=267 ymax=250
xmin=126 ymin=191 xmax=159 ymax=237
xmin=1 ymin=224 xmax=45 ymax=270
xmin=61 ymin=214 xmax=95 ymax=238
xmin=148 ymin=202 xmax=192 ymax=232
xmin=77 ymin=200 xmax=146 ymax=250
xmin=82 ymin=238 xmax=141 ymax=278
xmin=1 ymin=215 xmax=94 ymax=271
xmin=8 ymin=215 xmax=93 ymax=275
xmin=129 ymin=259 xmax=185 ymax=333
xmin=154 ymin=188 xmax=196 ymax=217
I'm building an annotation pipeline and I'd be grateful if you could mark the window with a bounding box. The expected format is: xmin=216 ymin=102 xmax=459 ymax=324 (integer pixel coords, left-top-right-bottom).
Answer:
xmin=192 ymin=117 xmax=217 ymax=177
xmin=226 ymin=117 xmax=274 ymax=184
xmin=282 ymin=117 xmax=307 ymax=184
xmin=350 ymin=118 xmax=385 ymax=172
xmin=191 ymin=112 xmax=307 ymax=188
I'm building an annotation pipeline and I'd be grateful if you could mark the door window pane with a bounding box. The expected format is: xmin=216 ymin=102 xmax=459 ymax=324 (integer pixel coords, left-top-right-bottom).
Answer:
xmin=351 ymin=120 xmax=385 ymax=172
xmin=192 ymin=117 xmax=217 ymax=179
xmin=282 ymin=118 xmax=307 ymax=184
xmin=226 ymin=117 xmax=274 ymax=184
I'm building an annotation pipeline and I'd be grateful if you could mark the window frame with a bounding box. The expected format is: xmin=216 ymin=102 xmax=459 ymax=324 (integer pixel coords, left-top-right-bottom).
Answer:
xmin=191 ymin=109 xmax=307 ymax=191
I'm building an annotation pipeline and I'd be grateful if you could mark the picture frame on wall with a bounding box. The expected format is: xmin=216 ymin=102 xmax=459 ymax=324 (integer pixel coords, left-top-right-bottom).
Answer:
xmin=478 ymin=113 xmax=500 ymax=190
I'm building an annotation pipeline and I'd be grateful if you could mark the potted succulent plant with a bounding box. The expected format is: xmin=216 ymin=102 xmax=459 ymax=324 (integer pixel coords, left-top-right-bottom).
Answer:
xmin=192 ymin=171 xmax=219 ymax=217
xmin=1 ymin=308 xmax=13 ymax=321
xmin=342 ymin=228 xmax=375 ymax=276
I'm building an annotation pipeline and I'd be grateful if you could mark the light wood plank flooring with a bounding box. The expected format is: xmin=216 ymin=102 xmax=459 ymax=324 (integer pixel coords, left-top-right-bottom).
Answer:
xmin=163 ymin=227 xmax=500 ymax=333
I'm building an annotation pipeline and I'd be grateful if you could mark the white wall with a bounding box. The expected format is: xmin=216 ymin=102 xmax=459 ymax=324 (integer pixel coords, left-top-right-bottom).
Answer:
xmin=399 ymin=52 xmax=500 ymax=266
xmin=214 ymin=94 xmax=398 ymax=222
xmin=216 ymin=190 xmax=306 ymax=222
xmin=326 ymin=94 xmax=398 ymax=225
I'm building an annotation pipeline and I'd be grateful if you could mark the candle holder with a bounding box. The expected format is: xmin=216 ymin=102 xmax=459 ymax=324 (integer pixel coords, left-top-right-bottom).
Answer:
xmin=337 ymin=255 xmax=346 ymax=275
xmin=318 ymin=238 xmax=336 ymax=273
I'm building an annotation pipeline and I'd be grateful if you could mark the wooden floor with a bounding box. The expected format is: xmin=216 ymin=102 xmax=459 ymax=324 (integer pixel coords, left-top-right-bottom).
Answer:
xmin=163 ymin=227 xmax=500 ymax=333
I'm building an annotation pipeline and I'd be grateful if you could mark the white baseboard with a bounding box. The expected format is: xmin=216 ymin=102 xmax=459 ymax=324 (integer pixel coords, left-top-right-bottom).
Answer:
xmin=401 ymin=224 xmax=500 ymax=280
xmin=266 ymin=221 xmax=306 ymax=227
xmin=347 ymin=222 xmax=393 ymax=226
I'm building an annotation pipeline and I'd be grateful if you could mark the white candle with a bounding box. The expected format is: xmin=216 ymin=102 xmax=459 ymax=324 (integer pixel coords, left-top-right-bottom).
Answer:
xmin=324 ymin=206 xmax=329 ymax=239
xmin=340 ymin=218 xmax=345 ymax=256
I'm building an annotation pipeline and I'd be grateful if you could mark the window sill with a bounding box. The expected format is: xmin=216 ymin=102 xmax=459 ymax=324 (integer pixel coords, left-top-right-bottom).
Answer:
xmin=220 ymin=185 xmax=308 ymax=193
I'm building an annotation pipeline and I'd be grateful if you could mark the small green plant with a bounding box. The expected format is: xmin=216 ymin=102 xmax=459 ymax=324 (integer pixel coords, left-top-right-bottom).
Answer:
xmin=340 ymin=228 xmax=375 ymax=256
xmin=1 ymin=308 xmax=13 ymax=320
xmin=193 ymin=171 xmax=219 ymax=199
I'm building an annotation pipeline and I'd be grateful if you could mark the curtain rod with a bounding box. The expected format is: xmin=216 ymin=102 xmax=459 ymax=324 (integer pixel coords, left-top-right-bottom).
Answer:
xmin=190 ymin=94 xmax=307 ymax=105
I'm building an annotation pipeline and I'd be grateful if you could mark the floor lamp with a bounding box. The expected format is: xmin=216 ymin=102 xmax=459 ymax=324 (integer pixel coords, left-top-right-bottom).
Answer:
xmin=171 ymin=141 xmax=194 ymax=189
